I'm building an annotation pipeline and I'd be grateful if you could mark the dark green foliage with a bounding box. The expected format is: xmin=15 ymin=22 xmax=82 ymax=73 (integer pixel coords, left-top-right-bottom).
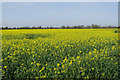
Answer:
xmin=24 ymin=34 xmax=48 ymax=39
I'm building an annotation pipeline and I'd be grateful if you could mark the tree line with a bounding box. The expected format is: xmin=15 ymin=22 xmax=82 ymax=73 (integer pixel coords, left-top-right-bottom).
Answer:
xmin=1 ymin=24 xmax=119 ymax=30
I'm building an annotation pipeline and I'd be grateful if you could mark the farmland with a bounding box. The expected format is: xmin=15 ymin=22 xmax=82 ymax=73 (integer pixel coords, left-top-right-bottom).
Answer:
xmin=1 ymin=29 xmax=119 ymax=79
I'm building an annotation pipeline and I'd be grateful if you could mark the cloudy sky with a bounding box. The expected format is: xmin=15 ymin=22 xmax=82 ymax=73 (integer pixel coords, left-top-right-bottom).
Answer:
xmin=2 ymin=2 xmax=118 ymax=27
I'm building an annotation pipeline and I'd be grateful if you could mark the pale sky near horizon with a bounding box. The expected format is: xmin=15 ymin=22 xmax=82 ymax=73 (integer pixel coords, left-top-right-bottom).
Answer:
xmin=1 ymin=0 xmax=119 ymax=2
xmin=2 ymin=2 xmax=118 ymax=27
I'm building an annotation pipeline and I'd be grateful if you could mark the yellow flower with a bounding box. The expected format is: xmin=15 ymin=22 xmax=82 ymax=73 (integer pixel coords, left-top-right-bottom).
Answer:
xmin=33 ymin=55 xmax=35 ymax=57
xmin=102 ymin=73 xmax=105 ymax=76
xmin=57 ymin=63 xmax=60 ymax=66
xmin=39 ymin=67 xmax=44 ymax=73
xmin=58 ymin=71 xmax=60 ymax=74
xmin=1 ymin=59 xmax=3 ymax=61
xmin=111 ymin=58 xmax=113 ymax=60
xmin=72 ymin=57 xmax=75 ymax=60
xmin=31 ymin=62 xmax=33 ymax=65
xmin=5 ymin=58 xmax=7 ymax=60
xmin=78 ymin=61 xmax=80 ymax=64
xmin=80 ymin=67 xmax=82 ymax=69
xmin=69 ymin=60 xmax=73 ymax=66
xmin=94 ymin=49 xmax=97 ymax=51
xmin=82 ymin=72 xmax=85 ymax=76
xmin=40 ymin=75 xmax=46 ymax=78
xmin=54 ymin=68 xmax=57 ymax=70
xmin=55 ymin=71 xmax=57 ymax=74
xmin=21 ymin=52 xmax=24 ymax=55
xmin=70 ymin=60 xmax=72 ymax=64
xmin=63 ymin=58 xmax=66 ymax=63
xmin=36 ymin=77 xmax=39 ymax=79
xmin=77 ymin=56 xmax=80 ymax=59
xmin=92 ymin=68 xmax=94 ymax=70
xmin=79 ymin=51 xmax=82 ymax=53
xmin=37 ymin=63 xmax=40 ymax=66
xmin=23 ymin=67 xmax=26 ymax=69
xmin=4 ymin=66 xmax=7 ymax=69
xmin=41 ymin=67 xmax=45 ymax=70
xmin=115 ymin=62 xmax=118 ymax=64
xmin=87 ymin=75 xmax=89 ymax=79
xmin=89 ymin=52 xmax=92 ymax=55
xmin=61 ymin=70 xmax=65 ymax=73
xmin=62 ymin=65 xmax=64 ymax=69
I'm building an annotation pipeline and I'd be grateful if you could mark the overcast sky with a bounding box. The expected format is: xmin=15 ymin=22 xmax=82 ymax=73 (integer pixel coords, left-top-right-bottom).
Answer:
xmin=2 ymin=2 xmax=118 ymax=27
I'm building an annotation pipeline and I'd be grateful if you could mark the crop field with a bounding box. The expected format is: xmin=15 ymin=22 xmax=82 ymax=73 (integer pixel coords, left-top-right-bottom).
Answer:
xmin=1 ymin=29 xmax=119 ymax=79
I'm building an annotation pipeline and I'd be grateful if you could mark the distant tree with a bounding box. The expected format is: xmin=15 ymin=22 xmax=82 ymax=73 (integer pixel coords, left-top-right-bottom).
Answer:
xmin=77 ymin=25 xmax=82 ymax=29
xmin=17 ymin=27 xmax=20 ymax=29
xmin=91 ymin=24 xmax=99 ymax=29
xmin=61 ymin=26 xmax=66 ymax=29
xmin=32 ymin=26 xmax=36 ymax=29
xmin=91 ymin=24 xmax=95 ymax=28
xmin=13 ymin=27 xmax=16 ymax=29
xmin=86 ymin=25 xmax=91 ymax=29
xmin=103 ymin=26 xmax=107 ymax=28
xmin=46 ymin=27 xmax=49 ymax=29
xmin=67 ymin=26 xmax=70 ymax=29
xmin=73 ymin=26 xmax=77 ymax=29
xmin=2 ymin=27 xmax=4 ymax=29
xmin=4 ymin=26 xmax=8 ymax=29
xmin=20 ymin=26 xmax=30 ymax=29
xmin=38 ymin=26 xmax=42 ymax=29
xmin=80 ymin=25 xmax=84 ymax=29
xmin=107 ymin=25 xmax=113 ymax=28
xmin=50 ymin=26 xmax=54 ymax=29
xmin=1 ymin=25 xmax=117 ymax=30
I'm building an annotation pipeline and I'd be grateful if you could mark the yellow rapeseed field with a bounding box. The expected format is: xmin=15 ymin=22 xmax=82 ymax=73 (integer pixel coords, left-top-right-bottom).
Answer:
xmin=1 ymin=29 xmax=119 ymax=79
